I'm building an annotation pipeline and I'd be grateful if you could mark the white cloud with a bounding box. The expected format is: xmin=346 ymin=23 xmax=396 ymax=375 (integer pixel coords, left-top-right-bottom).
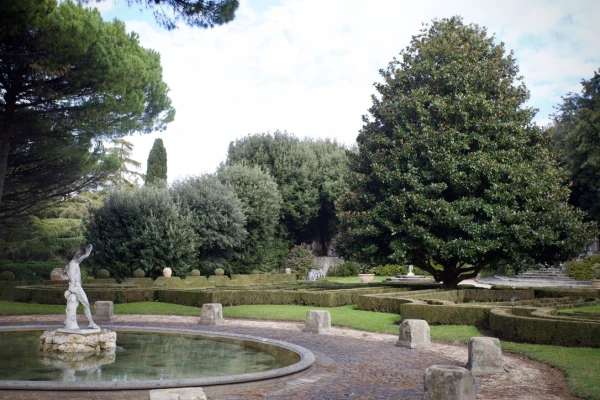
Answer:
xmin=107 ymin=0 xmax=600 ymax=182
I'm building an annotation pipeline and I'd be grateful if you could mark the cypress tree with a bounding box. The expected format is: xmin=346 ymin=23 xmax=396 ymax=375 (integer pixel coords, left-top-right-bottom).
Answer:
xmin=145 ymin=138 xmax=167 ymax=186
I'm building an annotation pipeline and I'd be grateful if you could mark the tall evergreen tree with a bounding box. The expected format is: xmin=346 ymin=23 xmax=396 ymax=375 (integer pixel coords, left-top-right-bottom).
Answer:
xmin=107 ymin=138 xmax=144 ymax=190
xmin=335 ymin=17 xmax=596 ymax=288
xmin=0 ymin=0 xmax=174 ymax=222
xmin=550 ymin=69 xmax=600 ymax=222
xmin=145 ymin=138 xmax=168 ymax=186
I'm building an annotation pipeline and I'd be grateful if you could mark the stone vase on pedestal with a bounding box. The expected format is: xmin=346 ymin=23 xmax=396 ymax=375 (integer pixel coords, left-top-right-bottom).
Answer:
xmin=163 ymin=267 xmax=172 ymax=278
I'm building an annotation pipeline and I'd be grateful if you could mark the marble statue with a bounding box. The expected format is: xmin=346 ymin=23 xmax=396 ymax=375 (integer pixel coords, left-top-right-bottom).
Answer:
xmin=407 ymin=265 xmax=415 ymax=277
xmin=62 ymin=244 xmax=99 ymax=330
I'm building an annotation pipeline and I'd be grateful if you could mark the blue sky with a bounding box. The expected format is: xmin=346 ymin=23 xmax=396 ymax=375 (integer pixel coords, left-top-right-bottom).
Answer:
xmin=92 ymin=0 xmax=600 ymax=182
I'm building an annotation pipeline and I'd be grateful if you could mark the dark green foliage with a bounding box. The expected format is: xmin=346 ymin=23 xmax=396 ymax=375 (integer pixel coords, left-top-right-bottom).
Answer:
xmin=214 ymin=267 xmax=225 ymax=276
xmin=283 ymin=245 xmax=316 ymax=279
xmin=0 ymin=271 xmax=15 ymax=281
xmin=0 ymin=261 xmax=63 ymax=283
xmin=170 ymin=175 xmax=246 ymax=275
xmin=81 ymin=0 xmax=239 ymax=31
xmin=0 ymin=0 xmax=174 ymax=220
xmin=550 ymin=70 xmax=600 ymax=223
xmin=145 ymin=138 xmax=168 ymax=187
xmin=133 ymin=268 xmax=145 ymax=278
xmin=566 ymin=255 xmax=600 ymax=280
xmin=335 ymin=16 xmax=596 ymax=288
xmin=96 ymin=269 xmax=110 ymax=279
xmin=84 ymin=185 xmax=197 ymax=281
xmin=226 ymin=132 xmax=347 ymax=247
xmin=326 ymin=261 xmax=362 ymax=277
xmin=218 ymin=164 xmax=282 ymax=273
xmin=370 ymin=264 xmax=427 ymax=276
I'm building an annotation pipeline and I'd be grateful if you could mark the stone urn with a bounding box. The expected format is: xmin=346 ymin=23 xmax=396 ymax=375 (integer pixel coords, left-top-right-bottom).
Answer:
xmin=50 ymin=268 xmax=66 ymax=281
xmin=163 ymin=267 xmax=172 ymax=278
xmin=285 ymin=268 xmax=292 ymax=274
xmin=358 ymin=273 xmax=375 ymax=284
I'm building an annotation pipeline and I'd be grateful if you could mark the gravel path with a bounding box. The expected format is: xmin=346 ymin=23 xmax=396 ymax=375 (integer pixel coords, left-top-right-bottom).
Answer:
xmin=0 ymin=314 xmax=579 ymax=400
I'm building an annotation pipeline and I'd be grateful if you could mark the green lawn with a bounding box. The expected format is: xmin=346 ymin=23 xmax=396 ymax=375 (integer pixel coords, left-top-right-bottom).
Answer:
xmin=0 ymin=300 xmax=598 ymax=399
xmin=558 ymin=304 xmax=600 ymax=314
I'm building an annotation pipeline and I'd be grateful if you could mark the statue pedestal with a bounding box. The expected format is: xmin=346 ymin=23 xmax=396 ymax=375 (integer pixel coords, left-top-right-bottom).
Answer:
xmin=39 ymin=329 xmax=117 ymax=354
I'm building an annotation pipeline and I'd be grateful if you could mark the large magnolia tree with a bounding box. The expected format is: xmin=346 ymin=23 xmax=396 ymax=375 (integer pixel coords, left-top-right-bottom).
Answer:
xmin=335 ymin=17 xmax=596 ymax=288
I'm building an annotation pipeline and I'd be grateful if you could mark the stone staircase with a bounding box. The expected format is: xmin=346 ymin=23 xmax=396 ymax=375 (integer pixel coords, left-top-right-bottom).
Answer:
xmin=477 ymin=266 xmax=592 ymax=288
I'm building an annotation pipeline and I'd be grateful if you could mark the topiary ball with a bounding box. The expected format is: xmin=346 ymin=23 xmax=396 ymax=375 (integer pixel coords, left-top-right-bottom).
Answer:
xmin=133 ymin=268 xmax=145 ymax=278
xmin=189 ymin=269 xmax=201 ymax=276
xmin=96 ymin=269 xmax=110 ymax=279
xmin=214 ymin=268 xmax=225 ymax=276
xmin=0 ymin=271 xmax=16 ymax=281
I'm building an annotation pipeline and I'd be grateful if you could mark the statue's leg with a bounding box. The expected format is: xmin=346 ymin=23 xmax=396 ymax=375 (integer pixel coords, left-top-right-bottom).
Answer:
xmin=64 ymin=291 xmax=80 ymax=330
xmin=76 ymin=287 xmax=99 ymax=329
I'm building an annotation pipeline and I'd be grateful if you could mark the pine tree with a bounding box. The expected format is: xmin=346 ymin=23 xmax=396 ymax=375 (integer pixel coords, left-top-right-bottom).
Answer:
xmin=107 ymin=139 xmax=144 ymax=190
xmin=145 ymin=138 xmax=167 ymax=186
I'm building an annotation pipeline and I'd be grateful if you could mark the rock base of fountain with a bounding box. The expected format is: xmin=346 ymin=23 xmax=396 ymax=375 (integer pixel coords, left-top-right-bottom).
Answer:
xmin=39 ymin=329 xmax=117 ymax=353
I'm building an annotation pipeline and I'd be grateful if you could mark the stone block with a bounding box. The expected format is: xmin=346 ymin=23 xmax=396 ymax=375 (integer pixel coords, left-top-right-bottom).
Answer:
xmin=467 ymin=336 xmax=504 ymax=375
xmin=423 ymin=365 xmax=475 ymax=400
xmin=199 ymin=303 xmax=225 ymax=325
xmin=395 ymin=319 xmax=430 ymax=348
xmin=149 ymin=387 xmax=207 ymax=400
xmin=303 ymin=310 xmax=331 ymax=334
xmin=94 ymin=301 xmax=114 ymax=322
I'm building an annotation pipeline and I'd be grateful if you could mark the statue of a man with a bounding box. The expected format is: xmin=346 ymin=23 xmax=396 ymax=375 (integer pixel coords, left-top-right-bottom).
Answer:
xmin=62 ymin=244 xmax=99 ymax=330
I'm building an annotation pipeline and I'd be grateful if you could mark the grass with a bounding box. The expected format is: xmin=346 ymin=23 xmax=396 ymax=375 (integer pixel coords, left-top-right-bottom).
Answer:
xmin=1 ymin=300 xmax=598 ymax=399
xmin=558 ymin=304 xmax=600 ymax=313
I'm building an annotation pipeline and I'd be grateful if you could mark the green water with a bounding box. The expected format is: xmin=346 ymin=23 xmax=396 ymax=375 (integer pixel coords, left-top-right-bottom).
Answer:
xmin=0 ymin=331 xmax=300 ymax=382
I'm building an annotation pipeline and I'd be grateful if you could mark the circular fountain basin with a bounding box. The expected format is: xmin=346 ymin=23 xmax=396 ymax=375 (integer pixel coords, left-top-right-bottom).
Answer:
xmin=0 ymin=326 xmax=315 ymax=390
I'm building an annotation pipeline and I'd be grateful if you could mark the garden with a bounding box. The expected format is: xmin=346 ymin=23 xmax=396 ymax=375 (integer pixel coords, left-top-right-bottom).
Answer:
xmin=1 ymin=2 xmax=600 ymax=399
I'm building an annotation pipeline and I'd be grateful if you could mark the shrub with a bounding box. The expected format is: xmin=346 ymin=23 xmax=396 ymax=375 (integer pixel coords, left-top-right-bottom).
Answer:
xmin=189 ymin=269 xmax=200 ymax=276
xmin=0 ymin=271 xmax=16 ymax=281
xmin=566 ymin=255 xmax=600 ymax=280
xmin=283 ymin=245 xmax=316 ymax=279
xmin=327 ymin=261 xmax=362 ymax=277
xmin=214 ymin=268 xmax=225 ymax=276
xmin=218 ymin=164 xmax=283 ymax=273
xmin=96 ymin=269 xmax=110 ymax=279
xmin=372 ymin=264 xmax=405 ymax=276
xmin=85 ymin=185 xmax=198 ymax=281
xmin=170 ymin=175 xmax=246 ymax=276
xmin=133 ymin=268 xmax=145 ymax=278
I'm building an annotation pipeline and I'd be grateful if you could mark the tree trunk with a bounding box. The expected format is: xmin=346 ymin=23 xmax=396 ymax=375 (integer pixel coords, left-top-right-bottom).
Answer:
xmin=0 ymin=126 xmax=11 ymax=211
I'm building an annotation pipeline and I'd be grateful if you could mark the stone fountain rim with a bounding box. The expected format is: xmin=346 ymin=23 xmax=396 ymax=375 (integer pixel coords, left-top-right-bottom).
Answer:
xmin=0 ymin=324 xmax=316 ymax=391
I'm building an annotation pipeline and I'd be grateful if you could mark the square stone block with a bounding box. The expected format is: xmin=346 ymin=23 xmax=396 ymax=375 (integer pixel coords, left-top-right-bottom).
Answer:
xmin=423 ymin=365 xmax=475 ymax=400
xmin=396 ymin=319 xmax=430 ymax=348
xmin=199 ymin=303 xmax=225 ymax=325
xmin=93 ymin=301 xmax=114 ymax=322
xmin=149 ymin=387 xmax=206 ymax=400
xmin=467 ymin=337 xmax=504 ymax=375
xmin=303 ymin=310 xmax=331 ymax=334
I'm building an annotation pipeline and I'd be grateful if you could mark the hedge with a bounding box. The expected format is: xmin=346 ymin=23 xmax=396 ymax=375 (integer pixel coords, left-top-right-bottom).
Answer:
xmin=490 ymin=307 xmax=600 ymax=347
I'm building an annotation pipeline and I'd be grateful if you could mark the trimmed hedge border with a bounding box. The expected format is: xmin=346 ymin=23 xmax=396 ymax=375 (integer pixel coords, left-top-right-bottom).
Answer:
xmin=357 ymin=288 xmax=600 ymax=347
xmin=490 ymin=307 xmax=600 ymax=347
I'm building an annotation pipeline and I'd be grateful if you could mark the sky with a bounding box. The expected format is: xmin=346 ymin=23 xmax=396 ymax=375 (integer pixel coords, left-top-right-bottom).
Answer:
xmin=93 ymin=0 xmax=600 ymax=183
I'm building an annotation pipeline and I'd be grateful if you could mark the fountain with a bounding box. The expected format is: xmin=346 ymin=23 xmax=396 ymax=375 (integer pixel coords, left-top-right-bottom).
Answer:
xmin=39 ymin=244 xmax=117 ymax=355
xmin=2 ymin=245 xmax=315 ymax=391
xmin=384 ymin=265 xmax=435 ymax=283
